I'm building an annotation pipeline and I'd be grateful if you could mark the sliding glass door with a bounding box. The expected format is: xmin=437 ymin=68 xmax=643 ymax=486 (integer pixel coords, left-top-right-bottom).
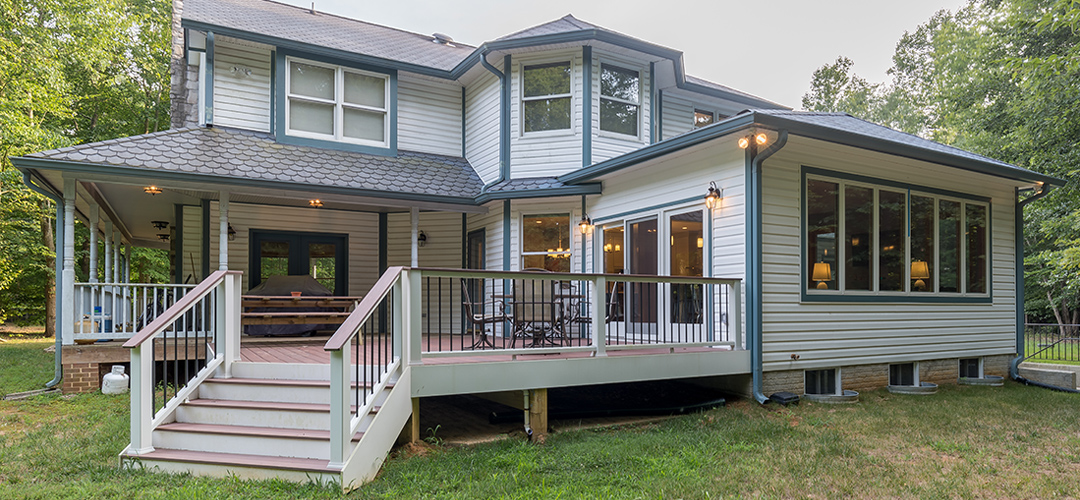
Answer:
xmin=249 ymin=230 xmax=348 ymax=294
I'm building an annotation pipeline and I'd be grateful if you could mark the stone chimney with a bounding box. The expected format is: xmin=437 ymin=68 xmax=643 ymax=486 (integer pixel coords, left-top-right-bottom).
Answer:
xmin=169 ymin=0 xmax=199 ymax=129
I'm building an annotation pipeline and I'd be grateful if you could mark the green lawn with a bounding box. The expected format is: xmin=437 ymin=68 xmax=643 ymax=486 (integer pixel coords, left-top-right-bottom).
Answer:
xmin=3 ymin=339 xmax=1080 ymax=498
xmin=0 ymin=338 xmax=56 ymax=395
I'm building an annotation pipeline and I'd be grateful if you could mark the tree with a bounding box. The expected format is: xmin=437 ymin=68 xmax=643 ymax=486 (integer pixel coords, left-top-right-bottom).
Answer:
xmin=0 ymin=0 xmax=171 ymax=326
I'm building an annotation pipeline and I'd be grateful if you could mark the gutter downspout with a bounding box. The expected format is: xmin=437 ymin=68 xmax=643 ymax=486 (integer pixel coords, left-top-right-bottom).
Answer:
xmin=1010 ymin=183 xmax=1056 ymax=384
xmin=478 ymin=49 xmax=509 ymax=186
xmin=22 ymin=172 xmax=63 ymax=389
xmin=748 ymin=129 xmax=789 ymax=404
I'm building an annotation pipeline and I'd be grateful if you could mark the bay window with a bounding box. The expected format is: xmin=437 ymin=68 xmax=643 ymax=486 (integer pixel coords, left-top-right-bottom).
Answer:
xmin=286 ymin=57 xmax=389 ymax=147
xmin=522 ymin=62 xmax=572 ymax=133
xmin=599 ymin=63 xmax=640 ymax=137
xmin=804 ymin=171 xmax=989 ymax=298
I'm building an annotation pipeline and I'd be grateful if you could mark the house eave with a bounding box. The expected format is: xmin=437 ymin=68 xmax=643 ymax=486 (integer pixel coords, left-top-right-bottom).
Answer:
xmin=473 ymin=183 xmax=602 ymax=204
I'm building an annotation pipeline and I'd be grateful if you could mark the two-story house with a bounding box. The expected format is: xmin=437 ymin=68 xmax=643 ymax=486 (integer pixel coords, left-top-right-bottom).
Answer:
xmin=11 ymin=0 xmax=1061 ymax=490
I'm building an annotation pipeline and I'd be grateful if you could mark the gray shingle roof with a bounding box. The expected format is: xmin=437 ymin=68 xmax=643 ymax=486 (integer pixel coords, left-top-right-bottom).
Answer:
xmin=752 ymin=109 xmax=1032 ymax=175
xmin=26 ymin=127 xmax=484 ymax=199
xmin=496 ymin=14 xmax=602 ymax=40
xmin=684 ymin=75 xmax=787 ymax=110
xmin=183 ymin=0 xmax=474 ymax=71
xmin=484 ymin=177 xmax=567 ymax=192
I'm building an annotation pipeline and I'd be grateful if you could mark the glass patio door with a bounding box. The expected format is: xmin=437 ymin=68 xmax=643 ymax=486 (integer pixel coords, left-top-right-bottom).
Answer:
xmin=627 ymin=218 xmax=658 ymax=337
xmin=250 ymin=230 xmax=348 ymax=294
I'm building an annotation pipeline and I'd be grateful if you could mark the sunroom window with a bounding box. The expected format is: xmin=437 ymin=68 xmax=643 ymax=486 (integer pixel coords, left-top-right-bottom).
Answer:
xmin=522 ymin=62 xmax=572 ymax=133
xmin=805 ymin=173 xmax=989 ymax=297
xmin=600 ymin=63 xmax=640 ymax=137
xmin=286 ymin=58 xmax=389 ymax=147
xmin=522 ymin=214 xmax=571 ymax=272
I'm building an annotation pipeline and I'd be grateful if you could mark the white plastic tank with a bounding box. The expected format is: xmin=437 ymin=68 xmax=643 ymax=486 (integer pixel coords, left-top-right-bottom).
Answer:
xmin=102 ymin=365 xmax=130 ymax=394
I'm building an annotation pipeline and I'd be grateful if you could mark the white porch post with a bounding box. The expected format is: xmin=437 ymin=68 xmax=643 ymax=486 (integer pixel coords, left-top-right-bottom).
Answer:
xmin=103 ymin=221 xmax=112 ymax=283
xmin=218 ymin=191 xmax=229 ymax=270
xmin=410 ymin=206 xmax=419 ymax=267
xmin=61 ymin=179 xmax=76 ymax=346
xmin=113 ymin=230 xmax=121 ymax=283
xmin=88 ymin=204 xmax=99 ymax=283
xmin=124 ymin=243 xmax=131 ymax=283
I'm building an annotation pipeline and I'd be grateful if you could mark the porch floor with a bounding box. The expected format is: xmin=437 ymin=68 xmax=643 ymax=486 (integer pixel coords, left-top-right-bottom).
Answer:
xmin=238 ymin=334 xmax=729 ymax=365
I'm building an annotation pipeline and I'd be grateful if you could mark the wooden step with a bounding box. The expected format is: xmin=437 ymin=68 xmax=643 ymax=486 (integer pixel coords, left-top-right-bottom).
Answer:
xmin=183 ymin=398 xmax=362 ymax=414
xmin=203 ymin=377 xmax=392 ymax=389
xmin=124 ymin=448 xmax=335 ymax=473
xmin=157 ymin=422 xmax=363 ymax=441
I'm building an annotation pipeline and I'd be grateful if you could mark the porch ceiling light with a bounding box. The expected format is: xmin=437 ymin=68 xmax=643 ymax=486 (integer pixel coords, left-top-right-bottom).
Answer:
xmin=812 ymin=262 xmax=832 ymax=289
xmin=911 ymin=261 xmax=930 ymax=290
xmin=144 ymin=185 xmax=162 ymax=195
xmin=309 ymin=199 xmax=323 ymax=208
xmin=157 ymin=233 xmax=170 ymax=242
xmin=579 ymin=215 xmax=592 ymax=234
xmin=704 ymin=181 xmax=723 ymax=209
xmin=151 ymin=220 xmax=169 ymax=230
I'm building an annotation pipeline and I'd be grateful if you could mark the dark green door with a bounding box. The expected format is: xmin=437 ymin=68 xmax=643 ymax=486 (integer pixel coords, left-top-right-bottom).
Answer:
xmin=250 ymin=230 xmax=348 ymax=294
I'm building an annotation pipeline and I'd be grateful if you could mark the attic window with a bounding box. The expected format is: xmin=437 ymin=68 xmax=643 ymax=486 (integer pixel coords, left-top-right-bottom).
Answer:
xmin=285 ymin=57 xmax=389 ymax=148
xmin=694 ymin=109 xmax=715 ymax=128
xmin=522 ymin=62 xmax=572 ymax=133
xmin=599 ymin=64 xmax=640 ymax=137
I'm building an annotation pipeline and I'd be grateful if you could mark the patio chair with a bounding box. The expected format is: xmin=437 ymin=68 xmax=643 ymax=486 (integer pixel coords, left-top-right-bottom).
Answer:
xmin=510 ymin=277 xmax=562 ymax=348
xmin=461 ymin=280 xmax=508 ymax=349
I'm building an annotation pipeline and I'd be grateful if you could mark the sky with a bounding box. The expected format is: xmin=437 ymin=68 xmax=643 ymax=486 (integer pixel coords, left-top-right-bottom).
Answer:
xmin=277 ymin=0 xmax=969 ymax=109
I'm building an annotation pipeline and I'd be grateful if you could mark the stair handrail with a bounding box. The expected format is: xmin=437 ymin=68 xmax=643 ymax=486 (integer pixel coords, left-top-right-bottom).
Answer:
xmin=324 ymin=266 xmax=407 ymax=470
xmin=123 ymin=270 xmax=243 ymax=457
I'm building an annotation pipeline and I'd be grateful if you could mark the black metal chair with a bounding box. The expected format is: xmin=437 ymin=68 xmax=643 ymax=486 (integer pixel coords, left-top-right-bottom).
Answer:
xmin=461 ymin=280 xmax=508 ymax=349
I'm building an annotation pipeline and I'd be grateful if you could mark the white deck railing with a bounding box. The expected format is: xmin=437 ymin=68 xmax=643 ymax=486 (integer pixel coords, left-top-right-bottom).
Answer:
xmin=73 ymin=282 xmax=199 ymax=340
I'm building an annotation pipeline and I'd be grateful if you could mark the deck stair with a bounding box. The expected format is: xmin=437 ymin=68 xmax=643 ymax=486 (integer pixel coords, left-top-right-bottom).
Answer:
xmin=121 ymin=361 xmax=410 ymax=488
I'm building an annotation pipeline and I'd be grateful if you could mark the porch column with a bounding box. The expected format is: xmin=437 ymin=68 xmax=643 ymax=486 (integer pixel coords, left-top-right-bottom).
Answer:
xmin=410 ymin=206 xmax=419 ymax=267
xmin=124 ymin=243 xmax=131 ymax=283
xmin=88 ymin=204 xmax=99 ymax=283
xmin=113 ymin=230 xmax=121 ymax=284
xmin=218 ymin=191 xmax=229 ymax=270
xmin=61 ymin=179 xmax=76 ymax=346
xmin=104 ymin=221 xmax=113 ymax=284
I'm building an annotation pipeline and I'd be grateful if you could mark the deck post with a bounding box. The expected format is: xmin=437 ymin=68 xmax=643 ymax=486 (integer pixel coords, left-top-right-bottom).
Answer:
xmin=410 ymin=206 xmax=419 ymax=267
xmin=61 ymin=179 xmax=76 ymax=346
xmin=732 ymin=281 xmax=743 ymax=349
xmin=592 ymin=275 xmax=606 ymax=356
xmin=88 ymin=204 xmax=99 ymax=283
xmin=392 ymin=275 xmax=403 ymax=360
xmin=128 ymin=343 xmax=154 ymax=455
xmin=222 ymin=272 xmax=242 ymax=376
xmin=407 ymin=269 xmax=422 ymax=365
xmin=528 ymin=388 xmax=548 ymax=442
xmin=328 ymin=346 xmax=349 ymax=470
xmin=218 ymin=191 xmax=229 ymax=271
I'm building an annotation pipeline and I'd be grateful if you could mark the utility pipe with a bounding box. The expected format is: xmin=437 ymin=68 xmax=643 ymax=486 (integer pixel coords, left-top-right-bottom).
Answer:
xmin=522 ymin=390 xmax=533 ymax=437
xmin=22 ymin=172 xmax=64 ymax=388
xmin=748 ymin=129 xmax=789 ymax=404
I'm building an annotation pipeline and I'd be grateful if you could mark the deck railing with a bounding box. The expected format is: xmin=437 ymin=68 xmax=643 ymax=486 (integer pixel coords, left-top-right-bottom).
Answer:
xmin=122 ymin=270 xmax=242 ymax=456
xmin=73 ymin=282 xmax=198 ymax=340
xmin=1024 ymin=323 xmax=1080 ymax=364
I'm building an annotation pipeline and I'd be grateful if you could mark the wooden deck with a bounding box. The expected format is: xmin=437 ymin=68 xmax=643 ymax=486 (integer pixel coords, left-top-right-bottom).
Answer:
xmin=238 ymin=334 xmax=729 ymax=365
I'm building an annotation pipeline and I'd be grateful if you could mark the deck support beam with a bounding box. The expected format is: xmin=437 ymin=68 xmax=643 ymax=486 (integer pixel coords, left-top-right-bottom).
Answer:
xmin=527 ymin=388 xmax=548 ymax=442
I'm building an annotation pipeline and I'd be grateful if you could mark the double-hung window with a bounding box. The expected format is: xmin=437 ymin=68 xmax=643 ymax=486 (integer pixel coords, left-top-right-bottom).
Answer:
xmin=522 ymin=62 xmax=572 ymax=133
xmin=805 ymin=171 xmax=989 ymax=298
xmin=522 ymin=214 xmax=571 ymax=272
xmin=599 ymin=63 xmax=640 ymax=137
xmin=286 ymin=57 xmax=389 ymax=147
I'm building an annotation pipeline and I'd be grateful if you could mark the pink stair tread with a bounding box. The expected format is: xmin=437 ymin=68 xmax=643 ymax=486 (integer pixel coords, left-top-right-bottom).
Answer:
xmin=126 ymin=448 xmax=335 ymax=473
xmin=203 ymin=377 xmax=391 ymax=389
xmin=183 ymin=398 xmax=362 ymax=413
xmin=158 ymin=422 xmax=363 ymax=441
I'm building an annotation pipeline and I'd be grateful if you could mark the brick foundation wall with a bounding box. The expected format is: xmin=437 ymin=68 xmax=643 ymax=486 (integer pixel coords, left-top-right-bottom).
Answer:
xmin=62 ymin=362 xmax=101 ymax=394
xmin=761 ymin=354 xmax=1018 ymax=395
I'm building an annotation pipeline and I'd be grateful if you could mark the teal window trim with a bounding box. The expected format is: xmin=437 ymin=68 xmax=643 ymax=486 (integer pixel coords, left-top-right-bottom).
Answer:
xmin=174 ymin=204 xmax=185 ymax=284
xmin=800 ymin=165 xmax=993 ymax=304
xmin=205 ymin=31 xmax=215 ymax=126
xmin=582 ymin=46 xmax=592 ymax=167
xmin=200 ymin=199 xmax=210 ymax=279
xmin=649 ymin=62 xmax=657 ymax=144
xmin=268 ymin=50 xmax=276 ymax=132
xmin=273 ymin=48 xmax=397 ymax=156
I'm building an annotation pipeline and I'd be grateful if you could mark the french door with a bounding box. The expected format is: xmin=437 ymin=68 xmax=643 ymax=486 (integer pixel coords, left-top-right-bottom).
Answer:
xmin=249 ymin=230 xmax=348 ymax=294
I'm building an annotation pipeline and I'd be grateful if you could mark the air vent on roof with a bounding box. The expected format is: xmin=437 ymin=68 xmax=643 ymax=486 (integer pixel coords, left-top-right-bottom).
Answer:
xmin=432 ymin=33 xmax=454 ymax=45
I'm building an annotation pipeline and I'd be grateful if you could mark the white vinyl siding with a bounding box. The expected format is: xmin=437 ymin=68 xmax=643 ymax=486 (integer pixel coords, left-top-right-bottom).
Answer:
xmin=206 ymin=202 xmax=380 ymax=294
xmin=760 ymin=136 xmax=1018 ymax=371
xmin=398 ymin=72 xmax=462 ymax=156
xmin=387 ymin=212 xmax=464 ymax=333
xmin=590 ymin=50 xmax=650 ymax=164
xmin=509 ymin=51 xmax=583 ymax=178
xmin=212 ymin=37 xmax=272 ymax=132
xmin=465 ymin=70 xmax=502 ymax=184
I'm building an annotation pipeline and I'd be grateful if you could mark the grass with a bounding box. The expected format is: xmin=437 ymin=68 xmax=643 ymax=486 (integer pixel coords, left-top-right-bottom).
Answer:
xmin=4 ymin=341 xmax=1080 ymax=498
xmin=0 ymin=338 xmax=56 ymax=395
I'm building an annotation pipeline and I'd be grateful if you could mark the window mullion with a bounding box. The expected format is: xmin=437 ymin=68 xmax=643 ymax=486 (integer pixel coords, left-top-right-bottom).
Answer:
xmin=838 ymin=181 xmax=846 ymax=293
xmin=905 ymin=189 xmax=911 ymax=293
xmin=960 ymin=202 xmax=968 ymax=295
xmin=872 ymin=188 xmax=879 ymax=293
xmin=932 ymin=197 xmax=939 ymax=295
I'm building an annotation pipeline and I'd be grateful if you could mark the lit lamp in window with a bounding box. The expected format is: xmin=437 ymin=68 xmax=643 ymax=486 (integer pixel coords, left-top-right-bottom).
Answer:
xmin=704 ymin=181 xmax=722 ymax=209
xmin=911 ymin=261 xmax=930 ymax=291
xmin=812 ymin=262 xmax=832 ymax=289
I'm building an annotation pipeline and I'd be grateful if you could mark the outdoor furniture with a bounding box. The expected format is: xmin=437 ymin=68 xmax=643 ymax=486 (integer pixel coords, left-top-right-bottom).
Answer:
xmin=461 ymin=280 xmax=508 ymax=349
xmin=509 ymin=277 xmax=564 ymax=348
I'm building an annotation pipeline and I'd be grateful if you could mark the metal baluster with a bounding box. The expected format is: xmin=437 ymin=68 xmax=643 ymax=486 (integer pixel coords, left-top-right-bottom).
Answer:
xmin=438 ymin=277 xmax=443 ymax=352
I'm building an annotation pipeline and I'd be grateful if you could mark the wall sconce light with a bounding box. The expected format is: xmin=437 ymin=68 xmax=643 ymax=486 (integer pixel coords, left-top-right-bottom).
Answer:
xmin=738 ymin=137 xmax=749 ymax=149
xmin=704 ymin=181 xmax=722 ymax=209
xmin=417 ymin=230 xmax=427 ymax=247
xmin=578 ymin=215 xmax=592 ymax=234
xmin=697 ymin=237 xmax=704 ymax=248
xmin=812 ymin=262 xmax=832 ymax=289
xmin=157 ymin=233 xmax=170 ymax=242
xmin=755 ymin=132 xmax=768 ymax=146
xmin=144 ymin=185 xmax=162 ymax=195
xmin=309 ymin=199 xmax=323 ymax=208
xmin=227 ymin=223 xmax=237 ymax=242
xmin=911 ymin=260 xmax=930 ymax=290
xmin=151 ymin=220 xmax=169 ymax=230
xmin=738 ymin=133 xmax=769 ymax=149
